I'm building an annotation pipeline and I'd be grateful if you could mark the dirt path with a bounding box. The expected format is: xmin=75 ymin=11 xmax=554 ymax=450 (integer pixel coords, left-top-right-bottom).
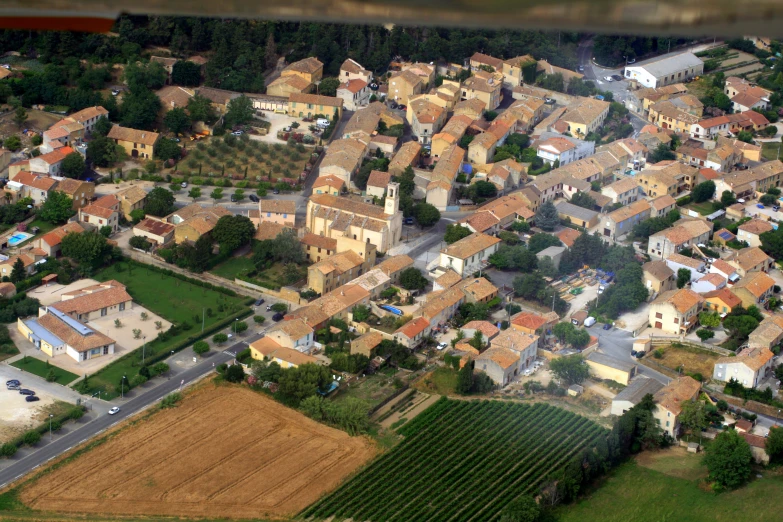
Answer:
xmin=380 ymin=392 xmax=440 ymax=429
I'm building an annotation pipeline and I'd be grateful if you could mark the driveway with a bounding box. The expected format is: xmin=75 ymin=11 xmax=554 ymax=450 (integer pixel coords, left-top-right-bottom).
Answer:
xmin=585 ymin=325 xmax=672 ymax=385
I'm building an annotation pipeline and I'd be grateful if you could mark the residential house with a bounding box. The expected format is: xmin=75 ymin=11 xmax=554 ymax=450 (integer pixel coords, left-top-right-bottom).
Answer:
xmin=500 ymin=55 xmax=537 ymax=87
xmin=461 ymin=70 xmax=504 ymax=110
xmin=393 ymin=317 xmax=431 ymax=349
xmin=312 ymin=174 xmax=345 ymax=196
xmin=107 ymin=125 xmax=159 ymax=159
xmin=350 ymin=268 xmax=391 ymax=299
xmin=647 ymin=99 xmax=702 ymax=133
xmin=407 ymin=97 xmax=447 ymax=145
xmin=266 ymin=318 xmax=315 ymax=354
xmin=665 ymin=253 xmax=706 ymax=283
xmin=729 ymin=246 xmax=775 ymax=276
xmin=114 ymin=185 xmax=148 ymax=220
xmin=624 ymin=52 xmax=704 ymax=88
xmin=388 ymin=70 xmax=423 ymax=104
xmin=601 ymin=199 xmax=652 ymax=240
xmin=281 ymin=56 xmax=323 ymax=84
xmin=556 ymin=228 xmax=581 ymax=250
xmin=157 ymin=204 xmax=232 ymax=244
xmin=453 ymin=98 xmax=487 ymax=121
xmin=287 ymin=93 xmax=343 ymax=119
xmin=34 ymin=222 xmax=86 ymax=257
xmin=426 ymin=144 xmax=464 ymax=210
xmin=555 ymin=201 xmax=599 ymax=228
xmin=306 ymin=188 xmax=403 ymax=253
xmin=388 ymin=141 xmax=422 ymax=175
xmin=286 ymin=284 xmax=370 ymax=330
xmin=336 ymin=79 xmax=370 ymax=111
xmin=266 ymin=74 xmax=313 ymax=97
xmin=636 ymin=166 xmax=683 ymax=198
xmin=133 ymin=218 xmax=175 ymax=246
xmin=586 ymin=352 xmax=637 ymax=385
xmin=375 ymin=255 xmax=414 ymax=285
xmin=537 ymin=60 xmax=584 ymax=83
xmin=652 ymin=376 xmax=702 ymax=439
xmin=437 ymin=232 xmax=501 ymax=278
xmin=66 ymin=106 xmax=109 ymax=134
xmin=249 ymin=337 xmax=319 ymax=368
xmin=467 ymin=132 xmax=499 ymax=164
xmin=475 ymin=347 xmax=520 ymax=385
xmin=748 ymin=315 xmax=783 ymax=350
xmin=536 ymin=245 xmax=566 ymax=270
xmin=366 ymin=170 xmax=392 ymax=198
xmin=536 ymin=135 xmax=595 ymax=166
xmin=258 ymin=200 xmax=295 ymax=227
xmin=194 ymin=87 xmax=241 ymax=114
xmin=737 ymin=219 xmax=774 ymax=248
xmin=691 ymin=272 xmax=727 ymax=293
xmin=300 ymin=233 xmax=337 ymax=264
xmin=676 ymin=142 xmax=740 ymax=173
xmin=421 ymin=286 xmax=466 ymax=327
xmin=457 ymin=277 xmax=498 ymax=304
xmin=601 ymin=177 xmax=644 ymax=206
xmin=713 ymin=228 xmax=737 ymax=246
xmin=17 ymin=307 xmax=115 ymax=363
xmin=557 ymin=98 xmax=610 ymax=138
xmin=460 ymin=320 xmax=500 ymax=345
xmin=649 ymin=288 xmax=704 ymax=334
xmin=643 ymin=260 xmax=676 ymax=294
xmin=318 ymin=138 xmax=367 ymax=186
xmin=307 ymin=250 xmax=370 ymax=295
xmin=731 ymin=271 xmax=775 ymax=309
xmin=703 ymin=287 xmax=743 ymax=316
xmin=0 ymin=253 xmax=40 ymax=279
xmin=649 ymin=194 xmax=677 ymax=218
xmin=54 ymin=178 xmax=94 ymax=210
xmin=78 ymin=195 xmax=120 ymax=234
xmin=647 ymin=218 xmax=712 ymax=259
xmin=340 ymin=58 xmax=372 ymax=84
xmin=510 ymin=311 xmax=559 ymax=336
xmin=459 ymin=193 xmax=533 ymax=235
xmin=491 ymin=328 xmax=539 ymax=371
xmin=725 ymin=76 xmax=771 ymax=112
xmin=156 ymin=85 xmax=194 ymax=112
xmin=628 ymin=84 xmax=689 ymax=116
xmin=499 ymin=97 xmax=546 ymax=133
xmin=611 ymin=377 xmax=666 ymax=416
xmin=710 ymin=258 xmax=741 ymax=284
xmin=431 ymin=114 xmax=473 ymax=158
xmin=401 ymin=62 xmax=436 ymax=88
xmin=52 ymin=280 xmax=132 ymax=321
xmin=469 ymin=52 xmax=504 ymax=72
xmin=350 ymin=331 xmax=384 ymax=358
xmin=150 ymin=56 xmax=177 ymax=82
xmin=29 ymin=147 xmax=74 ymax=176
xmin=713 ymin=347 xmax=774 ymax=388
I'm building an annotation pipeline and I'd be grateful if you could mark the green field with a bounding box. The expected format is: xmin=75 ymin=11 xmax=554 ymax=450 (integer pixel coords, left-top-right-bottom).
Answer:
xmin=80 ymin=262 xmax=250 ymax=398
xmin=304 ymin=398 xmax=607 ymax=521
xmin=557 ymin=451 xmax=783 ymax=522
xmin=210 ymin=255 xmax=256 ymax=280
xmin=11 ymin=357 xmax=78 ymax=385
xmin=761 ymin=141 xmax=783 ymax=161
xmin=211 ymin=255 xmax=299 ymax=290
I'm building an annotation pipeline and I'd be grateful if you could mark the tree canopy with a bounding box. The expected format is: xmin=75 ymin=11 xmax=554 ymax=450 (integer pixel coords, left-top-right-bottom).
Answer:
xmin=415 ymin=203 xmax=441 ymax=227
xmin=39 ymin=190 xmax=75 ymax=224
xmin=61 ymin=152 xmax=85 ymax=179
xmin=549 ymin=354 xmax=589 ymax=385
xmin=224 ymin=95 xmax=254 ymax=128
xmin=61 ymin=231 xmax=115 ymax=271
xmin=163 ymin=107 xmax=190 ymax=134
xmin=704 ymin=429 xmax=753 ymax=489
xmin=171 ymin=60 xmax=202 ymax=86
xmin=399 ymin=267 xmax=428 ymax=291
xmin=212 ymin=214 xmax=255 ymax=254
xmin=535 ymin=201 xmax=560 ymax=231
xmin=444 ymin=223 xmax=472 ymax=244
xmin=277 ymin=363 xmax=333 ymax=402
xmin=691 ymin=180 xmax=716 ymax=203
xmin=144 ymin=187 xmax=176 ymax=217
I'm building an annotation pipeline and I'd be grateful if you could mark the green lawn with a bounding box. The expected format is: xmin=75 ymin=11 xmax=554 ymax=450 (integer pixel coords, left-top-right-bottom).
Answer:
xmin=761 ymin=141 xmax=783 ymax=161
xmin=81 ymin=262 xmax=251 ymax=399
xmin=210 ymin=255 xmax=256 ymax=280
xmin=686 ymin=201 xmax=719 ymax=216
xmin=557 ymin=453 xmax=783 ymax=522
xmin=11 ymin=356 xmax=78 ymax=385
xmin=211 ymin=256 xmax=302 ymax=290
xmin=417 ymin=366 xmax=458 ymax=395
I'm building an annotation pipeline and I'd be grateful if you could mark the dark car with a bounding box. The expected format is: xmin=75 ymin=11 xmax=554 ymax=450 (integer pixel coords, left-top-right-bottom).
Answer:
xmin=25 ymin=395 xmax=40 ymax=402
xmin=19 ymin=389 xmax=35 ymax=396
xmin=249 ymin=194 xmax=260 ymax=202
xmin=602 ymin=323 xmax=612 ymax=330
xmin=272 ymin=312 xmax=285 ymax=322
xmin=397 ymin=104 xmax=406 ymax=111
xmin=6 ymin=379 xmax=20 ymax=386
xmin=273 ymin=188 xmax=280 ymax=195
xmin=254 ymin=298 xmax=265 ymax=307
xmin=611 ymin=74 xmax=623 ymax=81
xmin=403 ymin=217 xmax=415 ymax=225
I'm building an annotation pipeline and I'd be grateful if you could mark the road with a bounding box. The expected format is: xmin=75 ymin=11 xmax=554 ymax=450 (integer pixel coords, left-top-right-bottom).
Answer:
xmin=586 ymin=325 xmax=672 ymax=385
xmin=0 ymin=334 xmax=263 ymax=491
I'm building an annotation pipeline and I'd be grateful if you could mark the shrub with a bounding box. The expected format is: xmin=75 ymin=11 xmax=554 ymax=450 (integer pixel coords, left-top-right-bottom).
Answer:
xmin=23 ymin=430 xmax=41 ymax=445
xmin=653 ymin=348 xmax=664 ymax=359
xmin=234 ymin=321 xmax=248 ymax=334
xmin=130 ymin=374 xmax=147 ymax=387
xmin=0 ymin=443 xmax=17 ymax=458
xmin=193 ymin=340 xmax=209 ymax=356
xmin=253 ymin=315 xmax=266 ymax=324
xmin=213 ymin=333 xmax=229 ymax=344
xmin=224 ymin=364 xmax=245 ymax=383
xmin=160 ymin=392 xmax=182 ymax=409
xmin=151 ymin=362 xmax=170 ymax=376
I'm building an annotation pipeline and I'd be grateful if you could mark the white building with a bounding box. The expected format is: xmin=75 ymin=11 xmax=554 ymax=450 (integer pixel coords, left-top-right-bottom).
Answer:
xmin=713 ymin=347 xmax=774 ymax=388
xmin=438 ymin=232 xmax=501 ymax=278
xmin=337 ymin=79 xmax=371 ymax=111
xmin=624 ymin=52 xmax=704 ymax=88
xmin=535 ymin=135 xmax=594 ymax=166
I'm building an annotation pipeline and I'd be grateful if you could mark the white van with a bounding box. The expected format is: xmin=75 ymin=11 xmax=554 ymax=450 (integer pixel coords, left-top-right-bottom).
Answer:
xmin=584 ymin=317 xmax=597 ymax=328
xmin=316 ymin=118 xmax=330 ymax=128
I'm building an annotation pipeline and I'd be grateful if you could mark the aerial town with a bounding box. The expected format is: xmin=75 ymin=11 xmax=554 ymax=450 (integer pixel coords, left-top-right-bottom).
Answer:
xmin=0 ymin=18 xmax=783 ymax=522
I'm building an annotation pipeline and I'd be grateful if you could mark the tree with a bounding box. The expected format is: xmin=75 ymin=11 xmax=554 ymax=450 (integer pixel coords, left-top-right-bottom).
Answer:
xmin=60 ymin=231 xmax=114 ymax=271
xmin=210 ymin=188 xmax=224 ymax=202
xmin=187 ymin=94 xmax=218 ymax=124
xmin=699 ymin=311 xmax=721 ymax=328
xmin=318 ymin=77 xmax=341 ymax=97
xmin=528 ymin=233 xmax=562 ymax=254
xmin=144 ymin=187 xmax=176 ymax=217
xmin=415 ymin=203 xmax=441 ymax=227
xmin=154 ymin=137 xmax=182 ymax=162
xmin=535 ymin=201 xmax=560 ymax=231
xmin=39 ymin=190 xmax=75 ymax=224
xmin=171 ymin=60 xmax=202 ymax=86
xmin=86 ymin=136 xmax=123 ymax=167
xmin=650 ymin=142 xmax=676 ymax=163
xmin=13 ymin=106 xmax=27 ymax=128
xmin=456 ymin=359 xmax=474 ymax=394
xmin=212 ymin=215 xmax=255 ymax=254
xmin=692 ymin=180 xmax=716 ymax=203
xmin=212 ymin=333 xmax=228 ymax=344
xmin=399 ymin=267 xmax=428 ymax=291
xmin=99 ymin=225 xmax=113 ymax=238
xmin=163 ymin=107 xmax=190 ymax=134
xmin=766 ymin=426 xmax=783 ymax=464
xmin=676 ymin=268 xmax=691 ymax=289
xmin=444 ymin=224 xmax=472 ymax=244
xmin=129 ymin=235 xmax=152 ymax=251
xmin=499 ymin=495 xmax=541 ymax=522
xmin=224 ymin=95 xmax=254 ymax=128
xmin=721 ymin=190 xmax=737 ymax=207
xmin=679 ymin=400 xmax=708 ymax=439
xmin=553 ymin=322 xmax=575 ymax=344
xmin=351 ymin=305 xmax=371 ymax=323
xmin=277 ymin=363 xmax=333 ymax=402
xmin=570 ymin=191 xmax=596 ymax=210
xmin=61 ymin=152 xmax=85 ymax=179
xmin=469 ymin=329 xmax=485 ymax=351
xmin=129 ymin=208 xmax=145 ymax=224
xmin=549 ymin=354 xmax=589 ymax=385
xmin=3 ymin=135 xmax=21 ymax=151
xmin=723 ymin=314 xmax=759 ymax=340
xmin=224 ymin=364 xmax=245 ymax=383
xmin=736 ymin=130 xmax=754 ymax=144
xmin=93 ymin=116 xmax=112 ymax=137
xmin=10 ymin=257 xmax=26 ymax=283
xmin=760 ymin=193 xmax=777 ymax=206
xmin=696 ymin=329 xmax=715 ymax=341
xmin=120 ymin=88 xmax=161 ymax=130
xmin=704 ymin=429 xmax=753 ymax=489
xmin=188 ymin=187 xmax=201 ymax=201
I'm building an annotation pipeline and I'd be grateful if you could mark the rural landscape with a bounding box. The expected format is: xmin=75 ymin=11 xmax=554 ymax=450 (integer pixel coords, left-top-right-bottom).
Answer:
xmin=2 ymin=9 xmax=783 ymax=522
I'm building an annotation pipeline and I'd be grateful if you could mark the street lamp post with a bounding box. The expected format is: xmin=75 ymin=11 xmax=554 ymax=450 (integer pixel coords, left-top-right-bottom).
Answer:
xmin=49 ymin=414 xmax=54 ymax=441
xmin=234 ymin=317 xmax=239 ymax=335
xmin=121 ymin=375 xmax=126 ymax=399
xmin=142 ymin=335 xmax=146 ymax=365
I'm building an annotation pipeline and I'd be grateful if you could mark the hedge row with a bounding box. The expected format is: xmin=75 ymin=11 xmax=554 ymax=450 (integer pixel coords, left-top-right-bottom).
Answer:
xmin=1 ymin=406 xmax=85 ymax=456
xmin=121 ymin=257 xmax=239 ymax=297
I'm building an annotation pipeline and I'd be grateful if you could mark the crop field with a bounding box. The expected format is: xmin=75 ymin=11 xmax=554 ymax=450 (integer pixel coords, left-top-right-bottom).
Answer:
xmin=304 ymin=398 xmax=608 ymax=522
xmin=18 ymin=384 xmax=377 ymax=520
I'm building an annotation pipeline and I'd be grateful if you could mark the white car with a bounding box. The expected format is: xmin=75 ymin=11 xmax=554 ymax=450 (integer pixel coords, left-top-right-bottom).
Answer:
xmin=603 ymin=76 xmax=614 ymax=82
xmin=108 ymin=407 xmax=120 ymax=415
xmin=232 ymin=130 xmax=243 ymax=136
xmin=437 ymin=342 xmax=448 ymax=350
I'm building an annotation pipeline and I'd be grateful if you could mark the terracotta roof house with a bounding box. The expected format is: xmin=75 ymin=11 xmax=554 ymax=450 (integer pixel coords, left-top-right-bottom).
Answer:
xmin=350 ymin=331 xmax=384 ymax=358
xmin=35 ymin=222 xmax=86 ymax=257
xmin=510 ymin=311 xmax=554 ymax=335
xmin=714 ymin=346 xmax=774 ymax=388
xmin=258 ymin=200 xmax=296 ymax=227
xmin=649 ymin=288 xmax=704 ymax=334
xmin=115 ymin=185 xmax=148 ymax=220
xmin=266 ymin=74 xmax=313 ymax=98
xmin=312 ymin=174 xmax=346 ymax=196
xmin=375 ymin=255 xmax=414 ymax=283
xmin=157 ymin=85 xmax=195 ymax=111
xmin=729 ymin=246 xmax=774 ymax=276
xmin=107 ymin=125 xmax=160 ymax=160
xmin=748 ymin=315 xmax=783 ymax=350
xmin=281 ymin=57 xmax=323 ymax=84
xmin=652 ymin=376 xmax=701 ymax=438
xmin=248 ymin=336 xmax=319 ymax=369
xmin=17 ymin=307 xmax=115 ymax=363
xmin=730 ymin=271 xmax=775 ymax=309
xmin=133 ymin=218 xmax=175 ymax=246
xmin=393 ymin=317 xmax=431 ymax=348
xmin=438 ymin=233 xmax=501 ymax=278
xmin=366 ymin=170 xmax=392 ymax=198
xmin=703 ymin=287 xmax=743 ymax=316
xmin=556 ymin=228 xmax=581 ymax=249
xmin=737 ymin=219 xmax=774 ymax=248
xmin=52 ymin=280 xmax=132 ymax=321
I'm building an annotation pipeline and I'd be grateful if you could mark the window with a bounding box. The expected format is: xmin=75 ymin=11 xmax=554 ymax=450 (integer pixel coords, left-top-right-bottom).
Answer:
xmin=101 ymin=308 xmax=107 ymax=317
xmin=267 ymin=212 xmax=271 ymax=217
xmin=673 ymin=318 xmax=679 ymax=324
xmin=119 ymin=302 xmax=125 ymax=311
xmin=655 ymin=313 xmax=662 ymax=319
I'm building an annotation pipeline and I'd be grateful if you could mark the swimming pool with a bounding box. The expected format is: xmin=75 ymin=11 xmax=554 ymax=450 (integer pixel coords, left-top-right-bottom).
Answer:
xmin=7 ymin=232 xmax=33 ymax=247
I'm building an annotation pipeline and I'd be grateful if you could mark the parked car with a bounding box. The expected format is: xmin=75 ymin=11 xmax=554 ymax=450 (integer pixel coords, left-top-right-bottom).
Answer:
xmin=627 ymin=57 xmax=636 ymax=64
xmin=316 ymin=118 xmax=330 ymax=128
xmin=111 ymin=89 xmax=120 ymax=96
xmin=19 ymin=389 xmax=35 ymax=396
xmin=108 ymin=407 xmax=120 ymax=415
xmin=232 ymin=130 xmax=243 ymax=136
xmin=584 ymin=317 xmax=597 ymax=328
xmin=249 ymin=194 xmax=260 ymax=202
xmin=437 ymin=342 xmax=448 ymax=350
xmin=611 ymin=74 xmax=623 ymax=81
xmin=369 ymin=83 xmax=379 ymax=90
xmin=25 ymin=396 xmax=40 ymax=402
xmin=181 ymin=181 xmax=188 ymax=188
xmin=230 ymin=194 xmax=239 ymax=202
xmin=403 ymin=217 xmax=415 ymax=225
xmin=577 ymin=65 xmax=584 ymax=72
xmin=273 ymin=188 xmax=280 ymax=195
xmin=774 ymin=205 xmax=780 ymax=212
xmin=594 ymin=95 xmax=605 ymax=101
xmin=397 ymin=104 xmax=406 ymax=111
xmin=272 ymin=312 xmax=285 ymax=322
xmin=544 ymin=97 xmax=555 ymax=104
xmin=254 ymin=298 xmax=265 ymax=307
xmin=603 ymin=76 xmax=614 ymax=82
xmin=6 ymin=379 xmax=20 ymax=386
xmin=603 ymin=323 xmax=612 ymax=330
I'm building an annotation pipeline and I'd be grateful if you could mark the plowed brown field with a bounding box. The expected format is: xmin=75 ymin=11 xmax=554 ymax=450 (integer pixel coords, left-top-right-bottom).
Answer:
xmin=20 ymin=384 xmax=377 ymax=520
